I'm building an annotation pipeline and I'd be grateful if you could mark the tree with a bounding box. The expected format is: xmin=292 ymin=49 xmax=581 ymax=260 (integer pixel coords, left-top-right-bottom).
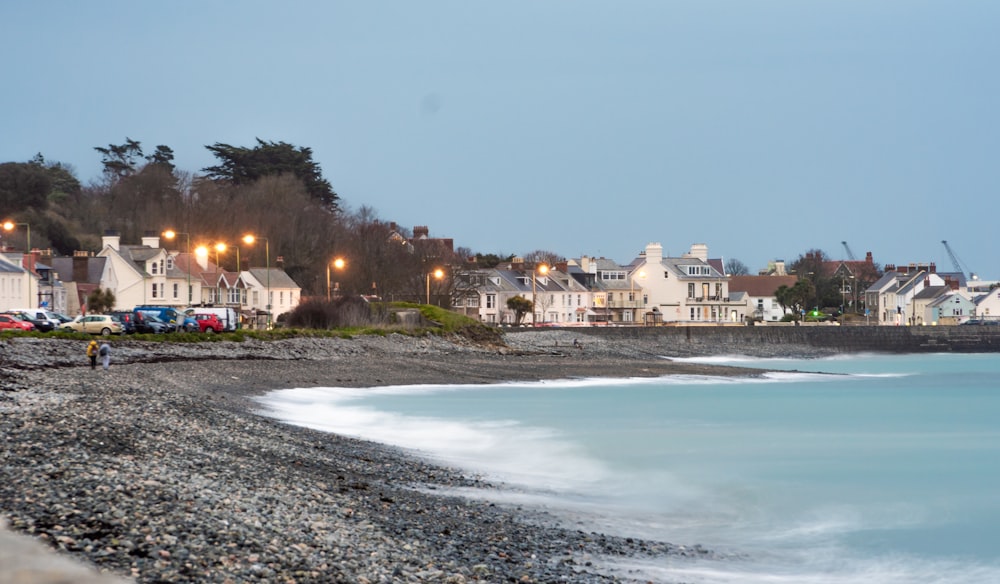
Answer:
xmin=724 ymin=258 xmax=750 ymax=276
xmin=0 ymin=162 xmax=51 ymax=216
xmin=145 ymin=145 xmax=176 ymax=173
xmin=202 ymin=139 xmax=339 ymax=210
xmin=523 ymin=249 xmax=562 ymax=266
xmin=86 ymin=288 xmax=116 ymax=314
xmin=507 ymin=296 xmax=533 ymax=325
xmin=95 ymin=138 xmax=144 ymax=180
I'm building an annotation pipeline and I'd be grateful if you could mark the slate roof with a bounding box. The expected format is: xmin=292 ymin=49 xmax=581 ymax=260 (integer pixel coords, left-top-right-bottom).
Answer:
xmin=728 ymin=275 xmax=798 ymax=297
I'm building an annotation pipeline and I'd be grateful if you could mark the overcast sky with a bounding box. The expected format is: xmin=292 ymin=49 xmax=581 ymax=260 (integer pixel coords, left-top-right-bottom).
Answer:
xmin=3 ymin=1 xmax=998 ymax=278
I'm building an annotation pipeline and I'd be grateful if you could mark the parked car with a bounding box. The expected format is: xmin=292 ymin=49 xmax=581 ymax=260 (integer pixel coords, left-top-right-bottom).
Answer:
xmin=6 ymin=308 xmax=61 ymax=331
xmin=0 ymin=313 xmax=36 ymax=332
xmin=109 ymin=311 xmax=138 ymax=334
xmin=134 ymin=311 xmax=171 ymax=334
xmin=184 ymin=307 xmax=240 ymax=331
xmin=3 ymin=310 xmax=55 ymax=332
xmin=192 ymin=313 xmax=224 ymax=333
xmin=134 ymin=305 xmax=198 ymax=332
xmin=61 ymin=314 xmax=123 ymax=336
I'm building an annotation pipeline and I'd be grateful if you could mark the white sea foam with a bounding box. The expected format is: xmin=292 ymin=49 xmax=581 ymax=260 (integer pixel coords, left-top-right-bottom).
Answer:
xmin=256 ymin=353 xmax=1000 ymax=584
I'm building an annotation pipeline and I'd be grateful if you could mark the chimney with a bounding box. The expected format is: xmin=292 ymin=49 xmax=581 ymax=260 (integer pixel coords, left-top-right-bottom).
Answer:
xmin=645 ymin=242 xmax=663 ymax=264
xmin=413 ymin=225 xmax=429 ymax=239
xmin=141 ymin=230 xmax=160 ymax=249
xmin=688 ymin=243 xmax=709 ymax=261
xmin=275 ymin=256 xmax=284 ymax=269
xmin=195 ymin=250 xmax=208 ymax=271
xmin=556 ymin=261 xmax=568 ymax=273
xmin=73 ymin=253 xmax=89 ymax=282
xmin=102 ymin=230 xmax=120 ymax=251
xmin=866 ymin=251 xmax=873 ymax=263
xmin=930 ymin=262 xmax=936 ymax=273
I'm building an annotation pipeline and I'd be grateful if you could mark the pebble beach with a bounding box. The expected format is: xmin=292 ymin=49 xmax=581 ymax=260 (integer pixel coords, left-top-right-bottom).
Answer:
xmin=1 ymin=331 xmax=767 ymax=583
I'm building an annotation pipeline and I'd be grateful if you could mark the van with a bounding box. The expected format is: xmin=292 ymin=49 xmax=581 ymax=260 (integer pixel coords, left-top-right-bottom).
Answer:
xmin=133 ymin=306 xmax=198 ymax=332
xmin=184 ymin=307 xmax=240 ymax=331
xmin=7 ymin=308 xmax=61 ymax=330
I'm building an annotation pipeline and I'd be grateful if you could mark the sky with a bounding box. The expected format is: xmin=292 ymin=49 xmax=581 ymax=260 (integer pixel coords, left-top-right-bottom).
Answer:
xmin=3 ymin=1 xmax=998 ymax=278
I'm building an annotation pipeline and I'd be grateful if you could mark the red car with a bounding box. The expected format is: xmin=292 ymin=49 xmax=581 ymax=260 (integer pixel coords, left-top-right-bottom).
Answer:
xmin=193 ymin=313 xmax=224 ymax=333
xmin=0 ymin=313 xmax=36 ymax=331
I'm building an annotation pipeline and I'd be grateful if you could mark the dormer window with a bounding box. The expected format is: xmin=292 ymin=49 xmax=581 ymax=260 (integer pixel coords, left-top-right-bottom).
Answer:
xmin=166 ymin=256 xmax=174 ymax=270
xmin=151 ymin=262 xmax=158 ymax=275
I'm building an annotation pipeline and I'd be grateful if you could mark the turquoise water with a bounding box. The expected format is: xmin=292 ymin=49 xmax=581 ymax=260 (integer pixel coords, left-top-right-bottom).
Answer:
xmin=256 ymin=353 xmax=1000 ymax=583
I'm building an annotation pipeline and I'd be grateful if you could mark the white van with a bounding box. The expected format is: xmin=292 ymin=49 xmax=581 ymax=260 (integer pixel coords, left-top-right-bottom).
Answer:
xmin=184 ymin=307 xmax=240 ymax=332
xmin=7 ymin=308 xmax=62 ymax=329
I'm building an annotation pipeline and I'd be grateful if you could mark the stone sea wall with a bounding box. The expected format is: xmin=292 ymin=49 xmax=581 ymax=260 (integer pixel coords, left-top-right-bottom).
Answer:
xmin=555 ymin=324 xmax=1000 ymax=357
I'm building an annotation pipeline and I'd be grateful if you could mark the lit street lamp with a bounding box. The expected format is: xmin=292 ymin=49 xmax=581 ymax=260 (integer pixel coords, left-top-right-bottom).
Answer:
xmin=426 ymin=268 xmax=444 ymax=305
xmin=531 ymin=264 xmax=549 ymax=326
xmin=163 ymin=230 xmax=191 ymax=304
xmin=2 ymin=220 xmax=30 ymax=253
xmin=327 ymin=257 xmax=346 ymax=301
xmin=243 ymin=234 xmax=270 ymax=328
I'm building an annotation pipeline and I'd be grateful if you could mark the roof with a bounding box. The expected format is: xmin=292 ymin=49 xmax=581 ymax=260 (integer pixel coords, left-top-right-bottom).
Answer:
xmin=247 ymin=268 xmax=301 ymax=289
xmin=50 ymin=256 xmax=108 ymax=284
xmin=727 ymin=275 xmax=799 ymax=297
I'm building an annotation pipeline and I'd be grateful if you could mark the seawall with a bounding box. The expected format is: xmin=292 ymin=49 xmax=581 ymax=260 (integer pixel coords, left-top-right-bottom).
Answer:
xmin=556 ymin=325 xmax=1000 ymax=357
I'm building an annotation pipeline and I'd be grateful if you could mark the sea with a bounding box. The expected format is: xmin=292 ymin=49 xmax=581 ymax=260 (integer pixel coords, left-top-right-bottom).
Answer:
xmin=255 ymin=352 xmax=1000 ymax=584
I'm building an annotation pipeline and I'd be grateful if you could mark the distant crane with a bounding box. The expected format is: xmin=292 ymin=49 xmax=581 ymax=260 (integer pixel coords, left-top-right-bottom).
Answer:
xmin=942 ymin=240 xmax=977 ymax=281
xmin=841 ymin=241 xmax=857 ymax=261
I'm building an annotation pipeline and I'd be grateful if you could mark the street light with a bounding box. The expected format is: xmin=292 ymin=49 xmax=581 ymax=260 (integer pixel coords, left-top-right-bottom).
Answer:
xmin=243 ymin=234 xmax=270 ymax=329
xmin=327 ymin=257 xmax=346 ymax=301
xmin=531 ymin=264 xmax=549 ymax=326
xmin=426 ymin=268 xmax=444 ymax=305
xmin=2 ymin=220 xmax=30 ymax=253
xmin=163 ymin=230 xmax=191 ymax=304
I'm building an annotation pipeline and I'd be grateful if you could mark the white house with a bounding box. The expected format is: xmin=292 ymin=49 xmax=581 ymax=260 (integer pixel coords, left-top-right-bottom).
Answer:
xmin=0 ymin=253 xmax=35 ymax=311
xmin=629 ymin=242 xmax=747 ymax=324
xmin=727 ymin=275 xmax=799 ymax=322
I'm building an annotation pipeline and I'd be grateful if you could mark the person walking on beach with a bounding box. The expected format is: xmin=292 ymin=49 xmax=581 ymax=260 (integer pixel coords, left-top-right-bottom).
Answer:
xmin=98 ymin=341 xmax=111 ymax=371
xmin=86 ymin=340 xmax=99 ymax=369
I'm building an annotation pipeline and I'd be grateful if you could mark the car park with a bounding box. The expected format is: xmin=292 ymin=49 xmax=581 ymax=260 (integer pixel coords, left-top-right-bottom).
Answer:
xmin=6 ymin=308 xmax=61 ymax=331
xmin=184 ymin=307 xmax=239 ymax=331
xmin=61 ymin=315 xmax=124 ymax=336
xmin=3 ymin=311 xmax=55 ymax=332
xmin=134 ymin=305 xmax=198 ymax=331
xmin=109 ymin=311 xmax=138 ymax=334
xmin=0 ymin=314 xmax=36 ymax=332
xmin=134 ymin=311 xmax=171 ymax=334
xmin=192 ymin=313 xmax=224 ymax=333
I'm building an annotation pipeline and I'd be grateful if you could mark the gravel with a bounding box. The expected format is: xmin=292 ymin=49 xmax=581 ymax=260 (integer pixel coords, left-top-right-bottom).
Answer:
xmin=1 ymin=331 xmax=753 ymax=583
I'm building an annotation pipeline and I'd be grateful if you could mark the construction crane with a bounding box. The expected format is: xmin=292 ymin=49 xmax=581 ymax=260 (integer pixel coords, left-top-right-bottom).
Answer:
xmin=841 ymin=241 xmax=857 ymax=261
xmin=942 ymin=240 xmax=977 ymax=281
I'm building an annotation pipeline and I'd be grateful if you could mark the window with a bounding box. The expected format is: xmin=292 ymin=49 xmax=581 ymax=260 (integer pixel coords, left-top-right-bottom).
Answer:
xmin=151 ymin=262 xmax=158 ymax=275
xmin=688 ymin=283 xmax=695 ymax=298
xmin=166 ymin=256 xmax=174 ymax=270
xmin=173 ymin=283 xmax=179 ymax=298
xmin=280 ymin=291 xmax=285 ymax=305
xmin=486 ymin=294 xmax=495 ymax=309
xmin=151 ymin=283 xmax=159 ymax=298
xmin=685 ymin=265 xmax=711 ymax=276
xmin=466 ymin=296 xmax=479 ymax=308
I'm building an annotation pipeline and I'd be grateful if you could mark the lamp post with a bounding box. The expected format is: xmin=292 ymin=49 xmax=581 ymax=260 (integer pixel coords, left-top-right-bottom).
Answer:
xmin=2 ymin=220 xmax=30 ymax=254
xmin=163 ymin=230 xmax=191 ymax=304
xmin=243 ymin=234 xmax=270 ymax=329
xmin=327 ymin=257 xmax=346 ymax=301
xmin=531 ymin=264 xmax=549 ymax=326
xmin=426 ymin=268 xmax=444 ymax=305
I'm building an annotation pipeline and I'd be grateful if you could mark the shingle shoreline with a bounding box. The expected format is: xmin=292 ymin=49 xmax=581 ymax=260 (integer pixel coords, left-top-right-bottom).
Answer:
xmin=1 ymin=331 xmax=762 ymax=583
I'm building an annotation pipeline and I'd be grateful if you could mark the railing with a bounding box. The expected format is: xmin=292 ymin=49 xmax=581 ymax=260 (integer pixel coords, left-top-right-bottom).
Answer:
xmin=686 ymin=295 xmax=730 ymax=303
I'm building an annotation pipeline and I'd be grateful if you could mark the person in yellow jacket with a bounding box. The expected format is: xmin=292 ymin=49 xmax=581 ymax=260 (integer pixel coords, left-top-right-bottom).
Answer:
xmin=86 ymin=339 xmax=99 ymax=370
